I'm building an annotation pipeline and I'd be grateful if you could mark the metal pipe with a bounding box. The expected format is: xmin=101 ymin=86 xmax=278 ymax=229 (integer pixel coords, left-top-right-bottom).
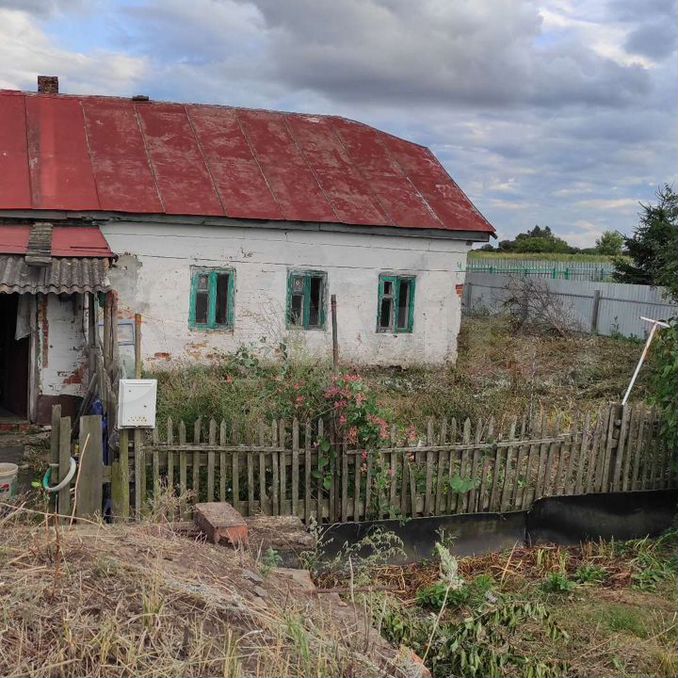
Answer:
xmin=622 ymin=316 xmax=670 ymax=405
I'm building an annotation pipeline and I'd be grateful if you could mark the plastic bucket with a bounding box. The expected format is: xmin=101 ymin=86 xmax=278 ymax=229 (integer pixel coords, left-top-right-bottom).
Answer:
xmin=0 ymin=463 xmax=19 ymax=499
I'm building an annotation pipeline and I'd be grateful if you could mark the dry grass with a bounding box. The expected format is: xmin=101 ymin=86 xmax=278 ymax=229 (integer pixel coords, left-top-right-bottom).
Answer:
xmin=0 ymin=505 xmax=412 ymax=678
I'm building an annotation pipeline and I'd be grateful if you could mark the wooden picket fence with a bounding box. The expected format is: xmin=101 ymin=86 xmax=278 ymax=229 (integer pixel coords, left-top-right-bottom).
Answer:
xmin=107 ymin=402 xmax=676 ymax=523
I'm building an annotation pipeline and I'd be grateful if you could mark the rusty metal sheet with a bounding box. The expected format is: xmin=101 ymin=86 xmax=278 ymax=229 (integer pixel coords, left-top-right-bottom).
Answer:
xmin=0 ymin=90 xmax=495 ymax=236
xmin=382 ymin=136 xmax=494 ymax=233
xmin=52 ymin=227 xmax=113 ymax=257
xmin=81 ymin=98 xmax=164 ymax=214
xmin=0 ymin=225 xmax=112 ymax=257
xmin=186 ymin=105 xmax=284 ymax=221
xmin=135 ymin=102 xmax=224 ymax=216
xmin=25 ymin=94 xmax=100 ymax=211
xmin=333 ymin=118 xmax=442 ymax=230
xmin=236 ymin=109 xmax=338 ymax=223
xmin=0 ymin=93 xmax=31 ymax=209
xmin=0 ymin=225 xmax=31 ymax=254
xmin=285 ymin=114 xmax=389 ymax=226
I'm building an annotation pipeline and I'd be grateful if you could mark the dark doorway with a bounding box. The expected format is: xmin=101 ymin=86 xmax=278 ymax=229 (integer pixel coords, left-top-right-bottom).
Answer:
xmin=0 ymin=294 xmax=29 ymax=419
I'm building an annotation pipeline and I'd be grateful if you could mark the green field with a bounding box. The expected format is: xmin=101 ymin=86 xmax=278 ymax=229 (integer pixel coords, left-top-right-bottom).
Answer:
xmin=468 ymin=250 xmax=622 ymax=263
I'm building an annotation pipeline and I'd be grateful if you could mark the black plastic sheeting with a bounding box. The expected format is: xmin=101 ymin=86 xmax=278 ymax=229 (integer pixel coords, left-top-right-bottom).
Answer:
xmin=319 ymin=490 xmax=677 ymax=564
xmin=527 ymin=490 xmax=677 ymax=545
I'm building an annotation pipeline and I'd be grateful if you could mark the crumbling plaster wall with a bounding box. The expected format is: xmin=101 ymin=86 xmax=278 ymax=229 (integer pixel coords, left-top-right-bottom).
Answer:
xmin=101 ymin=221 xmax=470 ymax=368
xmin=37 ymin=294 xmax=87 ymax=399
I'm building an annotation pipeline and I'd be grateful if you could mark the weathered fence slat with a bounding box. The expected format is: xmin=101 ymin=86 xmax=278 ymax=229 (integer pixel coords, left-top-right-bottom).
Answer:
xmin=116 ymin=402 xmax=673 ymax=523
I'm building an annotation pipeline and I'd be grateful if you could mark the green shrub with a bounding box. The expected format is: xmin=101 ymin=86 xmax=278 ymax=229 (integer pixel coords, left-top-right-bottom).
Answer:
xmin=541 ymin=572 xmax=576 ymax=594
xmin=574 ymin=564 xmax=607 ymax=585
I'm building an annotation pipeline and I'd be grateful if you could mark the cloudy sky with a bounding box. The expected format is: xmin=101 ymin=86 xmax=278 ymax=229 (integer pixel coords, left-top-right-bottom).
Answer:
xmin=1 ymin=0 xmax=675 ymax=246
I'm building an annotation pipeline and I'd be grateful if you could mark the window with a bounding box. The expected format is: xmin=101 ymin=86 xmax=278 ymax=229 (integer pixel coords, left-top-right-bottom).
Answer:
xmin=189 ymin=268 xmax=235 ymax=329
xmin=377 ymin=274 xmax=415 ymax=333
xmin=287 ymin=270 xmax=327 ymax=329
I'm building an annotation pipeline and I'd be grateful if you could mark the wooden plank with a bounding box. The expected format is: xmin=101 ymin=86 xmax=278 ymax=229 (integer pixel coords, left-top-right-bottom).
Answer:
xmin=271 ymin=420 xmax=279 ymax=516
xmin=192 ymin=418 xmax=202 ymax=502
xmin=304 ymin=421 xmax=312 ymax=522
xmin=207 ymin=418 xmax=217 ymax=502
xmin=292 ymin=419 xmax=300 ymax=517
xmin=353 ymin=447 xmax=362 ymax=520
xmin=460 ymin=418 xmax=472 ymax=513
xmin=49 ymin=405 xmax=61 ymax=514
xmin=113 ymin=428 xmax=130 ymax=521
xmin=389 ymin=425 xmax=398 ymax=514
xmin=511 ymin=443 xmax=527 ymax=509
xmin=447 ymin=419 xmax=457 ymax=513
xmin=489 ymin=438 xmax=503 ymax=511
xmin=279 ymin=420 xmax=287 ymax=515
xmin=435 ymin=419 xmax=447 ymax=515
xmin=467 ymin=419 xmax=482 ymax=512
xmin=342 ymin=438 xmax=349 ymax=522
xmin=647 ymin=413 xmax=660 ymax=490
xmin=602 ymin=404 xmax=621 ymax=493
xmin=57 ymin=416 xmax=72 ymax=518
xmin=613 ymin=405 xmax=630 ymax=492
xmin=596 ymin=406 xmax=614 ymax=493
xmin=560 ymin=415 xmax=580 ymax=495
xmin=179 ymin=420 xmax=187 ymax=504
xmin=500 ymin=419 xmax=517 ymax=512
xmin=623 ymin=407 xmax=640 ymax=492
xmin=219 ymin=421 xmax=227 ymax=502
xmin=316 ymin=419 xmax=324 ymax=521
xmin=166 ymin=418 xmax=174 ymax=496
xmin=574 ymin=413 xmax=591 ymax=495
xmin=424 ymin=419 xmax=434 ymax=515
xmin=588 ymin=407 xmax=606 ymax=493
xmin=152 ymin=445 xmax=160 ymax=498
xmin=365 ymin=452 xmax=373 ymax=518
xmin=260 ymin=421 xmax=269 ymax=515
xmin=134 ymin=428 xmax=144 ymax=516
xmin=247 ymin=428 xmax=255 ymax=516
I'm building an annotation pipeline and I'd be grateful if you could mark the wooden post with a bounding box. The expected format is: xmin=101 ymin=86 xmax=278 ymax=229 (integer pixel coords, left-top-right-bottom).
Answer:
xmin=330 ymin=294 xmax=339 ymax=372
xmin=590 ymin=290 xmax=601 ymax=333
xmin=49 ymin=405 xmax=61 ymax=511
xmin=58 ymin=415 xmax=72 ymax=518
xmin=134 ymin=313 xmax=142 ymax=378
xmin=75 ymin=415 xmax=104 ymax=519
xmin=112 ymin=428 xmax=130 ymax=521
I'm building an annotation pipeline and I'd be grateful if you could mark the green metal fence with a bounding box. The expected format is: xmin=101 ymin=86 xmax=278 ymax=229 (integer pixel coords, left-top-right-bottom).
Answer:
xmin=466 ymin=259 xmax=615 ymax=282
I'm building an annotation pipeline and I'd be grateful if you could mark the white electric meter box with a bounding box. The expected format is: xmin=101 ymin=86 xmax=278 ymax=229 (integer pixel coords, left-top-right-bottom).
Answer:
xmin=117 ymin=379 xmax=158 ymax=429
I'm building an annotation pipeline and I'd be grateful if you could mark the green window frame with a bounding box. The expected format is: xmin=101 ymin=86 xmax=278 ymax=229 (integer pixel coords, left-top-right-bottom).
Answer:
xmin=287 ymin=270 xmax=327 ymax=329
xmin=189 ymin=267 xmax=235 ymax=330
xmin=377 ymin=274 xmax=416 ymax=333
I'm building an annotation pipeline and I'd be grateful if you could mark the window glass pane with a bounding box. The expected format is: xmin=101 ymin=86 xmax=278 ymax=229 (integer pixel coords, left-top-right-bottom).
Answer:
xmin=290 ymin=293 xmax=304 ymax=326
xmin=379 ymin=297 xmax=393 ymax=329
xmin=383 ymin=280 xmax=393 ymax=296
xmin=308 ymin=276 xmax=323 ymax=327
xmin=396 ymin=279 xmax=411 ymax=329
xmin=215 ymin=273 xmax=230 ymax=325
xmin=195 ymin=292 xmax=209 ymax=324
xmin=197 ymin=274 xmax=209 ymax=292
xmin=292 ymin=276 xmax=304 ymax=293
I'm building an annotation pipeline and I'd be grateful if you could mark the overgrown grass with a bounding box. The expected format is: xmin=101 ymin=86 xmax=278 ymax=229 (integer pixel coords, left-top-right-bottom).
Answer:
xmin=150 ymin=316 xmax=649 ymax=431
xmin=315 ymin=531 xmax=678 ymax=678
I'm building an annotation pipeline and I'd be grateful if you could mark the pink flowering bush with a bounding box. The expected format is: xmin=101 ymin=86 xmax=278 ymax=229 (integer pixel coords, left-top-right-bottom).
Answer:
xmin=324 ymin=373 xmax=393 ymax=450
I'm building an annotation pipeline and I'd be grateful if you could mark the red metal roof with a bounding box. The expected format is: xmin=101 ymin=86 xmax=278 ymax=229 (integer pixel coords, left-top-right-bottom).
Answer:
xmin=0 ymin=225 xmax=113 ymax=257
xmin=0 ymin=90 xmax=495 ymax=235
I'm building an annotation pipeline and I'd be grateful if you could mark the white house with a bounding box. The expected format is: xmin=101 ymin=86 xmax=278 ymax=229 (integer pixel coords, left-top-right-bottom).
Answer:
xmin=0 ymin=77 xmax=495 ymax=424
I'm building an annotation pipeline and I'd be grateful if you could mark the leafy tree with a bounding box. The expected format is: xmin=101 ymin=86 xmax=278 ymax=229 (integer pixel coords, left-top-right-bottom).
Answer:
xmin=498 ymin=225 xmax=574 ymax=254
xmin=613 ymin=185 xmax=678 ymax=291
xmin=595 ymin=230 xmax=624 ymax=256
xmin=617 ymin=186 xmax=678 ymax=451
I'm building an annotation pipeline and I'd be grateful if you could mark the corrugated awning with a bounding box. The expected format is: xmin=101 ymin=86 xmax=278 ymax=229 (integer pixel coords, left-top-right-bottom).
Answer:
xmin=0 ymin=255 xmax=111 ymax=294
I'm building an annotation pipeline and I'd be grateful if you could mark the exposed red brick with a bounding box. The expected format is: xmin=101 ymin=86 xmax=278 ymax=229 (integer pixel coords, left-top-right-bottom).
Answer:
xmin=193 ymin=502 xmax=248 ymax=547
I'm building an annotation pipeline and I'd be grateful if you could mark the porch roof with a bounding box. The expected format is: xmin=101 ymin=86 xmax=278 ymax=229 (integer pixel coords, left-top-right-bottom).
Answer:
xmin=0 ymin=255 xmax=111 ymax=294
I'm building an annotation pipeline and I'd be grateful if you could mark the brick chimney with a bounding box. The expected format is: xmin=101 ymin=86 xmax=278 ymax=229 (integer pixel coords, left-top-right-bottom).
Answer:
xmin=37 ymin=75 xmax=59 ymax=94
